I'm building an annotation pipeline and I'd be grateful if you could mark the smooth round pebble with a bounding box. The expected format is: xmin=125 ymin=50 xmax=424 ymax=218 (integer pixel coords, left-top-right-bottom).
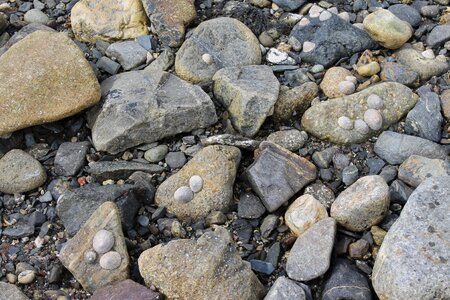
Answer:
xmin=24 ymin=9 xmax=49 ymax=25
xmin=311 ymin=64 xmax=324 ymax=73
xmin=354 ymin=119 xmax=370 ymax=134
xmin=202 ymin=53 xmax=213 ymax=65
xmin=338 ymin=80 xmax=355 ymax=95
xmin=174 ymin=186 xmax=194 ymax=203
xmin=99 ymin=251 xmax=122 ymax=270
xmin=144 ymin=145 xmax=168 ymax=163
xmin=338 ymin=116 xmax=353 ymax=130
xmin=364 ymin=109 xmax=383 ymax=130
xmin=303 ymin=41 xmax=316 ymax=53
xmin=18 ymin=270 xmax=36 ymax=284
xmin=367 ymin=94 xmax=384 ymax=109
xmin=84 ymin=250 xmax=97 ymax=263
xmin=189 ymin=175 xmax=203 ymax=193
xmin=93 ymin=229 xmax=115 ymax=254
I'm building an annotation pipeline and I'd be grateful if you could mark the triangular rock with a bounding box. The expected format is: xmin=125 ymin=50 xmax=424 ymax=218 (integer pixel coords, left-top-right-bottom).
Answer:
xmin=59 ymin=201 xmax=129 ymax=292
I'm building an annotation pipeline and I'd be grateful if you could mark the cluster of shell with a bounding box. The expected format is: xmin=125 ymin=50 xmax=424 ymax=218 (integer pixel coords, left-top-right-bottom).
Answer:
xmin=338 ymin=94 xmax=384 ymax=134
xmin=338 ymin=75 xmax=358 ymax=95
xmin=84 ymin=229 xmax=121 ymax=270
xmin=174 ymin=175 xmax=203 ymax=203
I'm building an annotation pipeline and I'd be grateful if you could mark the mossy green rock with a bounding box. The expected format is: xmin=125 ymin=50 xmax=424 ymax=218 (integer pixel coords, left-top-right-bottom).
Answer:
xmin=301 ymin=82 xmax=418 ymax=144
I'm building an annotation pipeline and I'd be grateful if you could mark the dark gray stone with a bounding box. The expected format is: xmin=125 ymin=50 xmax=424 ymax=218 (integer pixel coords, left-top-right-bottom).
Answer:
xmin=312 ymin=147 xmax=337 ymax=169
xmin=272 ymin=0 xmax=306 ymax=11
xmin=245 ymin=142 xmax=317 ymax=212
xmin=264 ymin=277 xmax=306 ymax=300
xmin=232 ymin=218 xmax=253 ymax=243
xmin=322 ymin=259 xmax=372 ymax=300
xmin=2 ymin=222 xmax=34 ymax=238
xmin=144 ymin=49 xmax=174 ymax=73
xmin=164 ymin=152 xmax=186 ymax=169
xmin=380 ymin=62 xmax=420 ymax=87
xmin=54 ymin=142 xmax=90 ymax=176
xmin=389 ymin=179 xmax=414 ymax=205
xmin=388 ymin=4 xmax=422 ymax=27
xmin=379 ymin=165 xmax=398 ymax=183
xmin=265 ymin=242 xmax=281 ymax=269
xmin=333 ymin=153 xmax=350 ymax=170
xmin=250 ymin=259 xmax=275 ymax=275
xmin=420 ymin=5 xmax=439 ymax=18
xmin=96 ymin=56 xmax=121 ymax=75
xmin=56 ymin=184 xmax=140 ymax=236
xmin=405 ymin=90 xmax=443 ymax=142
xmin=286 ymin=218 xmax=336 ymax=281
xmin=373 ymin=176 xmax=450 ymax=300
xmin=136 ymin=35 xmax=156 ymax=51
xmin=87 ymin=161 xmax=164 ymax=182
xmin=106 ymin=41 xmax=148 ymax=71
xmin=128 ymin=171 xmax=156 ymax=205
xmin=426 ymin=25 xmax=450 ymax=48
xmin=260 ymin=214 xmax=278 ymax=238
xmin=88 ymin=71 xmax=218 ymax=154
xmin=374 ymin=131 xmax=448 ymax=165
xmin=283 ymin=68 xmax=311 ymax=87
xmin=367 ymin=158 xmax=385 ymax=175
xmin=289 ymin=14 xmax=378 ymax=67
xmin=48 ymin=264 xmax=63 ymax=283
xmin=0 ymin=13 xmax=7 ymax=35
xmin=342 ymin=164 xmax=359 ymax=186
xmin=238 ymin=192 xmax=266 ymax=219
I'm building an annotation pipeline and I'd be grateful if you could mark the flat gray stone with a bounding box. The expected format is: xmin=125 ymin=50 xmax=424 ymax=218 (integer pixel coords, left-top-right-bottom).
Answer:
xmin=266 ymin=129 xmax=308 ymax=151
xmin=106 ymin=41 xmax=148 ymax=70
xmin=426 ymin=25 xmax=450 ymax=48
xmin=372 ymin=176 xmax=450 ymax=300
xmin=54 ymin=142 xmax=90 ymax=176
xmin=398 ymin=155 xmax=450 ymax=187
xmin=87 ymin=161 xmax=164 ymax=182
xmin=374 ymin=131 xmax=448 ymax=165
xmin=395 ymin=47 xmax=449 ymax=81
xmin=264 ymin=277 xmax=306 ymax=300
xmin=0 ymin=282 xmax=30 ymax=300
xmin=89 ymin=71 xmax=217 ymax=154
xmin=286 ymin=217 xmax=336 ymax=281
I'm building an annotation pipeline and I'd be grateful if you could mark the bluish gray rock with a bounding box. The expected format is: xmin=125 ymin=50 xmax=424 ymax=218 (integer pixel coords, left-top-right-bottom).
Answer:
xmin=426 ymin=25 xmax=450 ymax=48
xmin=0 ymin=282 xmax=30 ymax=300
xmin=87 ymin=160 xmax=164 ymax=182
xmin=388 ymin=4 xmax=422 ymax=27
xmin=54 ymin=142 xmax=90 ymax=176
xmin=106 ymin=41 xmax=148 ymax=71
xmin=272 ymin=0 xmax=306 ymax=11
xmin=264 ymin=277 xmax=306 ymax=300
xmin=373 ymin=176 xmax=450 ymax=300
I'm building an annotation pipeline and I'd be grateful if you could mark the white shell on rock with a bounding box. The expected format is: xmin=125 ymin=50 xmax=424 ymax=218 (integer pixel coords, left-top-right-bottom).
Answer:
xmin=99 ymin=251 xmax=122 ymax=270
xmin=338 ymin=80 xmax=355 ymax=95
xmin=367 ymin=94 xmax=384 ymax=109
xmin=174 ymin=186 xmax=194 ymax=203
xmin=338 ymin=116 xmax=353 ymax=130
xmin=303 ymin=41 xmax=316 ymax=53
xmin=84 ymin=250 xmax=97 ymax=264
xmin=319 ymin=10 xmax=332 ymax=21
xmin=202 ymin=53 xmax=213 ymax=65
xmin=92 ymin=229 xmax=114 ymax=254
xmin=421 ymin=49 xmax=435 ymax=59
xmin=355 ymin=119 xmax=370 ymax=134
xmin=189 ymin=175 xmax=203 ymax=193
xmin=345 ymin=76 xmax=357 ymax=85
xmin=364 ymin=109 xmax=383 ymax=130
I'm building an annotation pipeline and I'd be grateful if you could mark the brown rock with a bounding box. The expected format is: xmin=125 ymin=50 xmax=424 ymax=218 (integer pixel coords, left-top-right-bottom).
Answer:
xmin=370 ymin=225 xmax=386 ymax=246
xmin=71 ymin=0 xmax=149 ymax=42
xmin=348 ymin=239 xmax=370 ymax=259
xmin=90 ymin=279 xmax=160 ymax=300
xmin=285 ymin=194 xmax=328 ymax=236
xmin=398 ymin=155 xmax=450 ymax=187
xmin=59 ymin=202 xmax=129 ymax=292
xmin=441 ymin=89 xmax=450 ymax=121
xmin=138 ymin=227 xmax=265 ymax=300
xmin=0 ymin=31 xmax=100 ymax=136
xmin=320 ymin=67 xmax=353 ymax=98
xmin=273 ymin=82 xmax=319 ymax=121
xmin=141 ymin=0 xmax=196 ymax=47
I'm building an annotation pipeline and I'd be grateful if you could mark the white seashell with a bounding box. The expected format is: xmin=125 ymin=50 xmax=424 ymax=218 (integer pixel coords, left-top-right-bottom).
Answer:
xmin=99 ymin=251 xmax=122 ymax=270
xmin=174 ymin=186 xmax=194 ymax=203
xmin=189 ymin=175 xmax=204 ymax=193
xmin=92 ymin=229 xmax=114 ymax=254
xmin=338 ymin=116 xmax=353 ymax=130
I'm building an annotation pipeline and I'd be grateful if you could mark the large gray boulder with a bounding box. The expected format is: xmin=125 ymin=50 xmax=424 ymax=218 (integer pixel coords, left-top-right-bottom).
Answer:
xmin=89 ymin=70 xmax=217 ymax=154
xmin=372 ymin=176 xmax=450 ymax=300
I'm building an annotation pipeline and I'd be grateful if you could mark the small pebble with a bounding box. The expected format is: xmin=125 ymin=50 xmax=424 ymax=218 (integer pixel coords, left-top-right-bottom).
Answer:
xmin=18 ymin=270 xmax=36 ymax=284
xmin=84 ymin=250 xmax=97 ymax=263
xmin=338 ymin=80 xmax=355 ymax=95
xmin=319 ymin=10 xmax=332 ymax=21
xmin=189 ymin=175 xmax=203 ymax=193
xmin=298 ymin=18 xmax=310 ymax=26
xmin=367 ymin=94 xmax=384 ymax=109
xmin=311 ymin=64 xmax=324 ymax=73
xmin=202 ymin=53 xmax=213 ymax=65
xmin=421 ymin=49 xmax=435 ymax=59
xmin=303 ymin=41 xmax=316 ymax=52
xmin=364 ymin=109 xmax=383 ymax=130
xmin=174 ymin=186 xmax=194 ymax=203
xmin=338 ymin=116 xmax=353 ymax=130
xmin=99 ymin=251 xmax=122 ymax=270
xmin=354 ymin=119 xmax=369 ymax=134
xmin=92 ymin=229 xmax=115 ymax=254
xmin=144 ymin=145 xmax=168 ymax=163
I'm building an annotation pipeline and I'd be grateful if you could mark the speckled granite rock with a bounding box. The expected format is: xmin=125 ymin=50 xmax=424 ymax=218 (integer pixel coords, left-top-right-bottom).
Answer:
xmin=0 ymin=282 xmax=30 ymax=300
xmin=395 ymin=47 xmax=449 ymax=81
xmin=273 ymin=82 xmax=318 ymax=121
xmin=90 ymin=279 xmax=160 ymax=300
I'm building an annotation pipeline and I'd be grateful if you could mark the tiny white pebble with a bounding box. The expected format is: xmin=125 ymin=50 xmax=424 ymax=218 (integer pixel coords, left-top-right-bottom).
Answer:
xmin=364 ymin=109 xmax=383 ymax=130
xmin=309 ymin=4 xmax=324 ymax=16
xmin=202 ymin=53 xmax=213 ymax=65
xmin=99 ymin=251 xmax=122 ymax=270
xmin=189 ymin=175 xmax=203 ymax=193
xmin=354 ymin=119 xmax=370 ymax=135
xmin=421 ymin=49 xmax=435 ymax=59
xmin=303 ymin=41 xmax=316 ymax=53
xmin=18 ymin=270 xmax=35 ymax=284
xmin=338 ymin=12 xmax=350 ymax=22
xmin=319 ymin=10 xmax=332 ymax=21
xmin=338 ymin=80 xmax=355 ymax=95
xmin=299 ymin=18 xmax=310 ymax=26
xmin=174 ymin=186 xmax=194 ymax=203
xmin=338 ymin=116 xmax=353 ymax=130
xmin=367 ymin=94 xmax=384 ymax=109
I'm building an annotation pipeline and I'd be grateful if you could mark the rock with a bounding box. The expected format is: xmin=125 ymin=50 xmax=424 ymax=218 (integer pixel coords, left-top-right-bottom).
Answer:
xmin=322 ymin=259 xmax=372 ymax=300
xmin=0 ymin=31 xmax=100 ymax=136
xmin=0 ymin=149 xmax=46 ymax=194
xmin=398 ymin=155 xmax=450 ymax=187
xmin=264 ymin=276 xmax=306 ymax=300
xmin=266 ymin=48 xmax=291 ymax=64
xmin=266 ymin=129 xmax=307 ymax=151
xmin=302 ymin=82 xmax=418 ymax=145
xmin=144 ymin=145 xmax=168 ymax=163
xmin=87 ymin=161 xmax=163 ymax=182
xmin=213 ymin=65 xmax=280 ymax=137
xmin=54 ymin=142 xmax=90 ymax=176
xmin=342 ymin=164 xmax=359 ymax=186
xmin=24 ymin=9 xmax=49 ymax=24
xmin=141 ymin=0 xmax=196 ymax=47
xmin=331 ymin=175 xmax=390 ymax=232
xmin=372 ymin=176 xmax=450 ymax=300
xmin=245 ymin=142 xmax=317 ymax=212
xmin=405 ymin=90 xmax=443 ymax=142
xmin=71 ymin=0 xmax=148 ymax=42
xmin=348 ymin=239 xmax=370 ymax=259
xmin=56 ymin=184 xmax=140 ymax=236
xmin=165 ymin=152 xmax=186 ymax=169
xmin=144 ymin=49 xmax=174 ymax=72
xmin=2 ymin=24 xmax=55 ymax=52
xmin=290 ymin=13 xmax=377 ymax=67
xmin=420 ymin=5 xmax=439 ymax=18
xmin=273 ymin=0 xmax=306 ymax=11
xmin=201 ymin=134 xmax=260 ymax=150
xmin=374 ymin=131 xmax=448 ymax=165
xmin=138 ymin=227 xmax=265 ymax=300
xmin=0 ymin=282 xmax=30 ymax=300
xmin=260 ymin=214 xmax=279 ymax=238
xmin=356 ymin=61 xmax=380 ymax=77
xmin=259 ymin=31 xmax=274 ymax=47
xmin=175 ymin=17 xmax=261 ymax=83
xmin=285 ymin=194 xmax=328 ymax=236
xmin=286 ymin=218 xmax=336 ymax=281
xmin=155 ymin=145 xmax=241 ymax=220
xmin=238 ymin=192 xmax=266 ymax=219
xmin=106 ymin=41 xmax=147 ymax=71
xmin=380 ymin=62 xmax=420 ymax=87
xmin=2 ymin=223 xmax=35 ymax=238
xmin=90 ymin=279 xmax=160 ymax=300
xmin=89 ymin=71 xmax=217 ymax=154
xmin=17 ymin=270 xmax=35 ymax=284
xmin=426 ymin=25 xmax=450 ymax=48
xmin=388 ymin=4 xmax=422 ymax=27
xmin=0 ymin=13 xmax=7 ymax=34
xmin=395 ymin=47 xmax=449 ymax=81
xmin=320 ymin=67 xmax=353 ymax=98
xmin=96 ymin=57 xmax=121 ymax=75
xmin=312 ymin=147 xmax=337 ymax=169
xmin=363 ymin=9 xmax=412 ymax=49
xmin=59 ymin=202 xmax=129 ymax=292
xmin=273 ymin=82 xmax=318 ymax=121
xmin=441 ymin=90 xmax=450 ymax=121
